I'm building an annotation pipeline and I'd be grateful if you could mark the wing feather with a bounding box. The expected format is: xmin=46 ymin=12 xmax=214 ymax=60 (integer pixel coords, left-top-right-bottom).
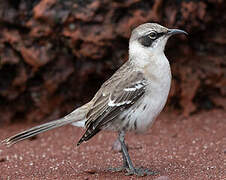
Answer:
xmin=77 ymin=62 xmax=148 ymax=145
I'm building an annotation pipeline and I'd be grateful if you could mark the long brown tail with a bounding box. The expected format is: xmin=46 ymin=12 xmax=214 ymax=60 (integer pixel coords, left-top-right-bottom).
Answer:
xmin=1 ymin=103 xmax=89 ymax=146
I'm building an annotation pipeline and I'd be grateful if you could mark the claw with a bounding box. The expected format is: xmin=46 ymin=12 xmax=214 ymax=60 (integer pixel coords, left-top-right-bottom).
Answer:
xmin=108 ymin=166 xmax=128 ymax=172
xmin=125 ymin=167 xmax=158 ymax=176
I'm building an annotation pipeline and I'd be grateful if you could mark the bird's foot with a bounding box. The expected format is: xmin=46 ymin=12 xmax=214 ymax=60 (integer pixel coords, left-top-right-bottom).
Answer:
xmin=125 ymin=167 xmax=157 ymax=176
xmin=108 ymin=166 xmax=128 ymax=172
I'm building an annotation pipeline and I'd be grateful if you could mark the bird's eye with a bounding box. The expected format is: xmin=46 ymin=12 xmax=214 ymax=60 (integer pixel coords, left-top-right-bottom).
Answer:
xmin=148 ymin=32 xmax=157 ymax=39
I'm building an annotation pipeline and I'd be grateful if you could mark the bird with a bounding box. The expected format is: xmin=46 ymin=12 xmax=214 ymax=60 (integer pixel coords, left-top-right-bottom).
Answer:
xmin=1 ymin=23 xmax=187 ymax=176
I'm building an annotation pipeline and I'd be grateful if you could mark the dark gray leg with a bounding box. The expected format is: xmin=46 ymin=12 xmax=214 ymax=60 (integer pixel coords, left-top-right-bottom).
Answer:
xmin=118 ymin=131 xmax=135 ymax=172
xmin=109 ymin=131 xmax=157 ymax=176
xmin=108 ymin=133 xmax=129 ymax=172
xmin=121 ymin=146 xmax=129 ymax=168
xmin=118 ymin=131 xmax=157 ymax=176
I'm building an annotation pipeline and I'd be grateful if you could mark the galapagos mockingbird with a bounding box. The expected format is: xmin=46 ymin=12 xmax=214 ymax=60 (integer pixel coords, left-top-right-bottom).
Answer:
xmin=2 ymin=23 xmax=187 ymax=176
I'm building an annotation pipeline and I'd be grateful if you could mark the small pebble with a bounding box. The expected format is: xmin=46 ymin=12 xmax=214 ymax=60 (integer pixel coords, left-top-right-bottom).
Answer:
xmin=0 ymin=158 xmax=6 ymax=162
xmin=112 ymin=139 xmax=121 ymax=152
xmin=85 ymin=169 xmax=97 ymax=174
xmin=112 ymin=139 xmax=129 ymax=152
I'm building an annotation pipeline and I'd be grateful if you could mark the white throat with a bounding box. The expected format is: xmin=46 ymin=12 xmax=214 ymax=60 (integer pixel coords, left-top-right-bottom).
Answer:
xmin=129 ymin=40 xmax=168 ymax=68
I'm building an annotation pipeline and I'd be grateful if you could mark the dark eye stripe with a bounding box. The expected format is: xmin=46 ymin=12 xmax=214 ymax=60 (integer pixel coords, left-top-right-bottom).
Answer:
xmin=138 ymin=35 xmax=154 ymax=47
xmin=156 ymin=32 xmax=165 ymax=38
xmin=138 ymin=32 xmax=165 ymax=47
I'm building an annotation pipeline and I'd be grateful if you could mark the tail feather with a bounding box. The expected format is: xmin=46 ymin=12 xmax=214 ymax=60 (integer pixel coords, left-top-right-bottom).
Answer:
xmin=2 ymin=121 xmax=61 ymax=146
xmin=1 ymin=117 xmax=74 ymax=146
xmin=1 ymin=103 xmax=89 ymax=146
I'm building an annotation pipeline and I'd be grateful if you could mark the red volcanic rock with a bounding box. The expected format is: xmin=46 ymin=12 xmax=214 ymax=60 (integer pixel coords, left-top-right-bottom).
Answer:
xmin=20 ymin=45 xmax=53 ymax=69
xmin=0 ymin=0 xmax=225 ymax=123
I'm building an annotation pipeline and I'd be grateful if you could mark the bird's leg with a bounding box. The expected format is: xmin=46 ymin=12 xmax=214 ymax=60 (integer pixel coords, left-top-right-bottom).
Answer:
xmin=118 ymin=131 xmax=135 ymax=172
xmin=109 ymin=131 xmax=157 ymax=176
xmin=108 ymin=132 xmax=129 ymax=172
xmin=121 ymin=144 xmax=129 ymax=168
xmin=118 ymin=131 xmax=157 ymax=176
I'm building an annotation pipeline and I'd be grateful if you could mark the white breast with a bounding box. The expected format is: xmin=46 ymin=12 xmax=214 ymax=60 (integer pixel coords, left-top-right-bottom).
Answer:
xmin=121 ymin=54 xmax=172 ymax=132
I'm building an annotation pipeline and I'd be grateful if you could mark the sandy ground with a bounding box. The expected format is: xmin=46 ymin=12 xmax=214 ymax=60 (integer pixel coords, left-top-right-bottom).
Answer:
xmin=0 ymin=109 xmax=225 ymax=180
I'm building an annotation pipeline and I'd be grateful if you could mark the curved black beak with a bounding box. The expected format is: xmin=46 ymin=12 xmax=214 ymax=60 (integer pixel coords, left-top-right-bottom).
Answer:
xmin=167 ymin=29 xmax=188 ymax=36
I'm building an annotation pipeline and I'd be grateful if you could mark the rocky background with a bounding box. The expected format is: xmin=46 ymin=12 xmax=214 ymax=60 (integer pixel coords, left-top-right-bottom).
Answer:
xmin=0 ymin=0 xmax=225 ymax=124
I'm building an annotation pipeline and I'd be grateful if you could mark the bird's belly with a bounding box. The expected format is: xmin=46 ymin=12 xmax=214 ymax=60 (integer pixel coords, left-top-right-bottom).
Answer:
xmin=134 ymin=91 xmax=168 ymax=131
xmin=115 ymin=80 xmax=171 ymax=132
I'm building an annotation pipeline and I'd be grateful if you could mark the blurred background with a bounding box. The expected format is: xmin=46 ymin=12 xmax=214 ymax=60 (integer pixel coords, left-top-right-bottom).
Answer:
xmin=0 ymin=0 xmax=225 ymax=125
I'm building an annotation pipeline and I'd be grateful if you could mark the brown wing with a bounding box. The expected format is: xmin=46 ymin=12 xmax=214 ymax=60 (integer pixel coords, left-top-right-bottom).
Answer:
xmin=77 ymin=62 xmax=147 ymax=145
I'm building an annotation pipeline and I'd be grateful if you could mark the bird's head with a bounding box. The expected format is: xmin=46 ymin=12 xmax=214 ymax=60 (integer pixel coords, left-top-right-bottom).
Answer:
xmin=129 ymin=23 xmax=187 ymax=62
